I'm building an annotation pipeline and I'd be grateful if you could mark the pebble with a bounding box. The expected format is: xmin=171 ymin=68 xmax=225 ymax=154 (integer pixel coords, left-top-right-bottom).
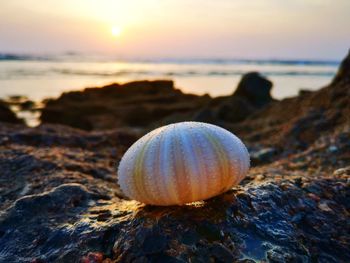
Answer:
xmin=333 ymin=166 xmax=350 ymax=176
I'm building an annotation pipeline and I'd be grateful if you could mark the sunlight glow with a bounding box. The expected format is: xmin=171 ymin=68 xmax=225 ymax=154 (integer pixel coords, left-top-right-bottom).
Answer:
xmin=111 ymin=26 xmax=122 ymax=37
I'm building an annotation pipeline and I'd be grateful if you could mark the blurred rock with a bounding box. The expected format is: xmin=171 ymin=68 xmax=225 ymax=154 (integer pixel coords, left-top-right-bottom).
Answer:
xmin=233 ymin=72 xmax=273 ymax=108
xmin=333 ymin=166 xmax=350 ymax=176
xmin=0 ymin=100 xmax=22 ymax=124
xmin=332 ymin=48 xmax=350 ymax=84
xmin=250 ymin=147 xmax=277 ymax=165
xmin=41 ymin=80 xmax=210 ymax=130
xmin=40 ymin=76 xmax=275 ymax=130
xmin=230 ymin=51 xmax=350 ymax=152
xmin=215 ymin=96 xmax=256 ymax=122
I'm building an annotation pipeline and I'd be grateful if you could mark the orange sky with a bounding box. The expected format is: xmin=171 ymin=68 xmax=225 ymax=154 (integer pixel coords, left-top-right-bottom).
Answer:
xmin=0 ymin=0 xmax=349 ymax=59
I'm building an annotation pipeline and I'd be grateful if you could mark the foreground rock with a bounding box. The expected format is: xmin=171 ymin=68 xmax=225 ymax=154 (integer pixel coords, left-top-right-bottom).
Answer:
xmin=0 ymin=120 xmax=349 ymax=262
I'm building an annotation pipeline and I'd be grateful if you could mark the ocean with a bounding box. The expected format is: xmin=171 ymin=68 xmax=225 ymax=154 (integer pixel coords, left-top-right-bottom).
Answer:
xmin=0 ymin=53 xmax=339 ymax=102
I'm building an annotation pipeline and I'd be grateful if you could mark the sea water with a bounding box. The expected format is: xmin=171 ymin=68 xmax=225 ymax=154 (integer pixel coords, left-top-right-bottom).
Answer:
xmin=0 ymin=53 xmax=339 ymax=102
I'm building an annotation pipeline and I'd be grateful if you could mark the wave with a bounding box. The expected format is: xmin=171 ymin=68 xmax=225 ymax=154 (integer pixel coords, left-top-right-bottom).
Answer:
xmin=4 ymin=68 xmax=334 ymax=78
xmin=134 ymin=58 xmax=340 ymax=66
xmin=0 ymin=53 xmax=52 ymax=61
xmin=0 ymin=53 xmax=340 ymax=66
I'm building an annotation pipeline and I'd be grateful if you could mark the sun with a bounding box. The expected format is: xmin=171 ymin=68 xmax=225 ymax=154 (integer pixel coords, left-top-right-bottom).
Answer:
xmin=111 ymin=26 xmax=122 ymax=37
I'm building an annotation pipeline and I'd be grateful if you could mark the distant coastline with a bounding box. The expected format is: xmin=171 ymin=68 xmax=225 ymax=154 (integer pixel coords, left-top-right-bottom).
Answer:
xmin=0 ymin=52 xmax=341 ymax=65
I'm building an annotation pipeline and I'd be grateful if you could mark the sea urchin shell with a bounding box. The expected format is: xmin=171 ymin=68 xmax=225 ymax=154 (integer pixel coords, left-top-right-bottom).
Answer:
xmin=117 ymin=121 xmax=250 ymax=206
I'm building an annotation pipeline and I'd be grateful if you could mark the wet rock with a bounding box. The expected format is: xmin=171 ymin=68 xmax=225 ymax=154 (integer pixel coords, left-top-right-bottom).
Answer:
xmin=141 ymin=230 xmax=168 ymax=255
xmin=81 ymin=252 xmax=104 ymax=263
xmin=209 ymin=243 xmax=235 ymax=263
xmin=0 ymin=183 xmax=123 ymax=262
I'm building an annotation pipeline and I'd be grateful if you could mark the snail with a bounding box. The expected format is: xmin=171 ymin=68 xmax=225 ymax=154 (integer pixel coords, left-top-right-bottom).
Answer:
xmin=117 ymin=121 xmax=250 ymax=206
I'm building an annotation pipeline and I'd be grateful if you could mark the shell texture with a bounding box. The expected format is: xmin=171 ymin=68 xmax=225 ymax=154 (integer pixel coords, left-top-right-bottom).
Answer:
xmin=117 ymin=122 xmax=250 ymax=206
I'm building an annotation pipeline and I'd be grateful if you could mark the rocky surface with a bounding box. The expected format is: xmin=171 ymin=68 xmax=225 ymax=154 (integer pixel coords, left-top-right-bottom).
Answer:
xmin=0 ymin=122 xmax=349 ymax=263
xmin=0 ymin=52 xmax=349 ymax=262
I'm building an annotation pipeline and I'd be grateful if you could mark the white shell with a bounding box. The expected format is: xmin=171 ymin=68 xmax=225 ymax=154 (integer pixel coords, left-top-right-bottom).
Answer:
xmin=117 ymin=121 xmax=250 ymax=206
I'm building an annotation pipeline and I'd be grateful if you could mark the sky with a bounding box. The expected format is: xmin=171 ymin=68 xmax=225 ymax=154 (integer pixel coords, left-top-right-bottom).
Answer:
xmin=0 ymin=0 xmax=349 ymax=59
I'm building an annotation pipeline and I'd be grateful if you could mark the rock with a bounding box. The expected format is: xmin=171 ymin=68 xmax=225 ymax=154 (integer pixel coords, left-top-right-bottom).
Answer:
xmin=0 ymin=112 xmax=349 ymax=262
xmin=0 ymin=184 xmax=119 ymax=262
xmin=250 ymin=147 xmax=277 ymax=165
xmin=215 ymin=96 xmax=256 ymax=122
xmin=233 ymin=72 xmax=273 ymax=108
xmin=209 ymin=72 xmax=274 ymax=124
xmin=40 ymin=80 xmax=210 ymax=130
xmin=333 ymin=166 xmax=350 ymax=176
xmin=0 ymin=100 xmax=22 ymax=124
xmin=332 ymin=49 xmax=350 ymax=85
xmin=40 ymin=76 xmax=275 ymax=130
xmin=81 ymin=252 xmax=104 ymax=263
xmin=19 ymin=99 xmax=36 ymax=111
xmin=229 ymin=52 xmax=350 ymax=153
xmin=209 ymin=243 xmax=235 ymax=263
xmin=192 ymin=107 xmax=216 ymax=123
xmin=298 ymin=89 xmax=313 ymax=96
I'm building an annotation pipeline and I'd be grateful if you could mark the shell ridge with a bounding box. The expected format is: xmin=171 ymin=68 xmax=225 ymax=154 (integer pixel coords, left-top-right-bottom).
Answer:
xmin=143 ymin=130 xmax=164 ymax=204
xmin=157 ymin=126 xmax=173 ymax=205
xmin=175 ymin=125 xmax=188 ymax=203
xmin=192 ymin=125 xmax=210 ymax=199
xmin=206 ymin=125 xmax=233 ymax=191
xmin=181 ymin=124 xmax=200 ymax=203
xmin=133 ymin=132 xmax=158 ymax=203
xmin=213 ymin=125 xmax=249 ymax=185
xmin=152 ymin=129 xmax=168 ymax=205
xmin=187 ymin=123 xmax=206 ymax=200
xmin=202 ymin=126 xmax=229 ymax=193
xmin=196 ymin=124 xmax=218 ymax=197
xmin=164 ymin=125 xmax=181 ymax=204
xmin=117 ymin=141 xmax=140 ymax=199
xmin=233 ymin=137 xmax=249 ymax=183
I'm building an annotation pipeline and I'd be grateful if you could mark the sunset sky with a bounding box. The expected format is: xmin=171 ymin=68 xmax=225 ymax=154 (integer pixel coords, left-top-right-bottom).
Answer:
xmin=1 ymin=0 xmax=349 ymax=59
